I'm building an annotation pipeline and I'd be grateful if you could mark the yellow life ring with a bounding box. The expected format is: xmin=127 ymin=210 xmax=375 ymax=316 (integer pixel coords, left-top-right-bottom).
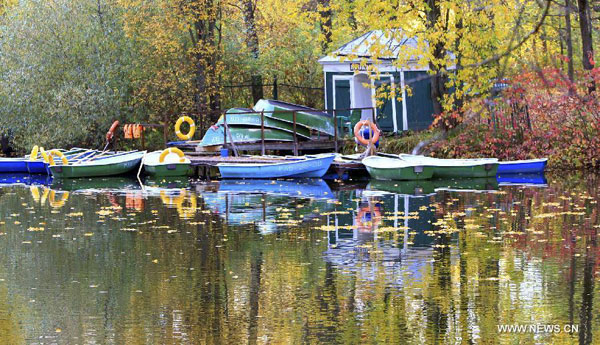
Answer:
xmin=176 ymin=192 xmax=197 ymax=219
xmin=29 ymin=146 xmax=39 ymax=160
xmin=39 ymin=147 xmax=49 ymax=163
xmin=159 ymin=147 xmax=186 ymax=163
xmin=175 ymin=116 xmax=195 ymax=140
xmin=160 ymin=189 xmax=186 ymax=208
xmin=47 ymin=150 xmax=69 ymax=166
xmin=49 ymin=190 xmax=69 ymax=208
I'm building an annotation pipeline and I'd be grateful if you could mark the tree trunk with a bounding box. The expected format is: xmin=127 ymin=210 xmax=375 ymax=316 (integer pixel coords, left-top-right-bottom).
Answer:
xmin=577 ymin=0 xmax=595 ymax=90
xmin=565 ymin=0 xmax=575 ymax=82
xmin=426 ymin=0 xmax=448 ymax=115
xmin=318 ymin=0 xmax=332 ymax=54
xmin=242 ymin=0 xmax=263 ymax=104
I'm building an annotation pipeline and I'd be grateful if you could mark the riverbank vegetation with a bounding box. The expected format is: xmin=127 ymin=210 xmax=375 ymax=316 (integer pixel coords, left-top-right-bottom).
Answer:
xmin=1 ymin=0 xmax=599 ymax=168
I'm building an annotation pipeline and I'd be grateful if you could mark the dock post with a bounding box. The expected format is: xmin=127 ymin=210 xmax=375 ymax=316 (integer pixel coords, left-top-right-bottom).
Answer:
xmin=333 ymin=109 xmax=338 ymax=153
xmin=260 ymin=110 xmax=265 ymax=156
xmin=223 ymin=110 xmax=228 ymax=150
xmin=293 ymin=111 xmax=298 ymax=156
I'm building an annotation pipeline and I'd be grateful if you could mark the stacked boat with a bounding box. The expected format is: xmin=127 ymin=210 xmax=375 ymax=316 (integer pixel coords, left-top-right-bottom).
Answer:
xmin=198 ymin=99 xmax=335 ymax=148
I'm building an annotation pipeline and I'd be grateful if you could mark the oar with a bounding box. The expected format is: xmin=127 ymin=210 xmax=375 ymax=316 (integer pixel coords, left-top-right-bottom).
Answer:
xmin=376 ymin=152 xmax=402 ymax=159
xmin=67 ymin=149 xmax=95 ymax=162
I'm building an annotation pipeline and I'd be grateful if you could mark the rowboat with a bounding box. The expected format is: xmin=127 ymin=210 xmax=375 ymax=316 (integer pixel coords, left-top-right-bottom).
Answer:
xmin=217 ymin=153 xmax=336 ymax=179
xmin=0 ymin=157 xmax=28 ymax=173
xmin=26 ymin=148 xmax=99 ymax=174
xmin=497 ymin=158 xmax=547 ymax=174
xmin=49 ymin=151 xmax=145 ymax=178
xmin=216 ymin=108 xmax=311 ymax=138
xmin=199 ymin=125 xmax=294 ymax=147
xmin=362 ymin=155 xmax=434 ymax=180
xmin=254 ymin=99 xmax=335 ymax=136
xmin=398 ymin=154 xmax=499 ymax=178
xmin=143 ymin=150 xmax=193 ymax=177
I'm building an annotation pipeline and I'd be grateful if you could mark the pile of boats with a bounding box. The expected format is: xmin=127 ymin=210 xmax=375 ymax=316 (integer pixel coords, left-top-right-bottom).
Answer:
xmin=197 ymin=99 xmax=335 ymax=148
xmin=0 ymin=147 xmax=192 ymax=178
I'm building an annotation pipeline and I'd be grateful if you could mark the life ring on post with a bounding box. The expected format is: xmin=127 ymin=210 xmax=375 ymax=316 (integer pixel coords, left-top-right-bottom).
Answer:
xmin=29 ymin=145 xmax=39 ymax=160
xmin=106 ymin=120 xmax=120 ymax=142
xmin=159 ymin=147 xmax=186 ymax=163
xmin=353 ymin=120 xmax=380 ymax=146
xmin=47 ymin=150 xmax=69 ymax=166
xmin=175 ymin=116 xmax=195 ymax=140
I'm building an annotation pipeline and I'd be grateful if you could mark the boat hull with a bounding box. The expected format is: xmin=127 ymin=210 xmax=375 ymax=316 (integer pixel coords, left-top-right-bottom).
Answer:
xmin=199 ymin=125 xmax=294 ymax=147
xmin=50 ymin=152 xmax=144 ymax=178
xmin=144 ymin=163 xmax=193 ymax=177
xmin=432 ymin=164 xmax=498 ymax=178
xmin=0 ymin=159 xmax=28 ymax=173
xmin=365 ymin=164 xmax=434 ymax=180
xmin=217 ymin=108 xmax=311 ymax=138
xmin=254 ymin=99 xmax=335 ymax=136
xmin=218 ymin=154 xmax=335 ymax=179
xmin=497 ymin=159 xmax=547 ymax=174
xmin=26 ymin=160 xmax=48 ymax=174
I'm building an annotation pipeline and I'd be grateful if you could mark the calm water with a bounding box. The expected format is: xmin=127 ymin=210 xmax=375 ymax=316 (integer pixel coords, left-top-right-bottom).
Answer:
xmin=0 ymin=173 xmax=599 ymax=344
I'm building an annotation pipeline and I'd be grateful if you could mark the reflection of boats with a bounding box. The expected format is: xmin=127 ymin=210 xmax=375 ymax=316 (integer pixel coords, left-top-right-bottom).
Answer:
xmin=50 ymin=151 xmax=145 ymax=178
xmin=217 ymin=154 xmax=335 ymax=179
xmin=144 ymin=176 xmax=191 ymax=189
xmin=143 ymin=150 xmax=193 ymax=177
xmin=497 ymin=158 xmax=547 ymax=174
xmin=398 ymin=154 xmax=499 ymax=178
xmin=367 ymin=180 xmax=436 ymax=196
xmin=50 ymin=176 xmax=140 ymax=191
xmin=432 ymin=177 xmax=499 ymax=192
xmin=497 ymin=173 xmax=547 ymax=187
xmin=218 ymin=179 xmax=333 ymax=199
xmin=363 ymin=156 xmax=434 ymax=180
xmin=0 ymin=173 xmax=51 ymax=186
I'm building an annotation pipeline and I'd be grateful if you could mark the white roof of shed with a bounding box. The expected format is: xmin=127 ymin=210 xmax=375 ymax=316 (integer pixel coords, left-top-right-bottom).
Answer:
xmin=318 ymin=30 xmax=423 ymax=64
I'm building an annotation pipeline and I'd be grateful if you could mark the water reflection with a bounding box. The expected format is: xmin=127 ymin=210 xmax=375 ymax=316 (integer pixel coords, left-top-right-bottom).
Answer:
xmin=0 ymin=173 xmax=598 ymax=344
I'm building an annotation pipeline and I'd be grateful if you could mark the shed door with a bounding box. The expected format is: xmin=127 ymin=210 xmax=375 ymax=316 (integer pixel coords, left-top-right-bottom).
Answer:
xmin=334 ymin=79 xmax=351 ymax=118
xmin=375 ymin=77 xmax=394 ymax=131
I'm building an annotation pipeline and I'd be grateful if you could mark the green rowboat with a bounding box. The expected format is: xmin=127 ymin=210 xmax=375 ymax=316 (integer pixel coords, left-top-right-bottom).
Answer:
xmin=254 ymin=99 xmax=335 ymax=136
xmin=362 ymin=156 xmax=434 ymax=180
xmin=199 ymin=125 xmax=294 ymax=147
xmin=49 ymin=151 xmax=145 ymax=178
xmin=217 ymin=108 xmax=311 ymax=139
xmin=143 ymin=151 xmax=193 ymax=177
xmin=398 ymin=154 xmax=499 ymax=178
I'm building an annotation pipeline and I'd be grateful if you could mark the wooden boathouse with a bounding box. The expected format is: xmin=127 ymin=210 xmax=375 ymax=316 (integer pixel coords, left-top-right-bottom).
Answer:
xmin=319 ymin=30 xmax=436 ymax=133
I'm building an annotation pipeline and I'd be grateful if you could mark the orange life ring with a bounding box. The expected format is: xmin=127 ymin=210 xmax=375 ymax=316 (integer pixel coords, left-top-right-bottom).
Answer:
xmin=353 ymin=120 xmax=380 ymax=146
xmin=106 ymin=120 xmax=120 ymax=142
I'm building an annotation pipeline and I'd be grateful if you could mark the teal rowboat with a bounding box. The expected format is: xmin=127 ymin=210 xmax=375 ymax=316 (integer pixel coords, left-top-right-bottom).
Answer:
xmin=362 ymin=156 xmax=434 ymax=180
xmin=49 ymin=151 xmax=145 ymax=178
xmin=199 ymin=125 xmax=294 ymax=147
xmin=254 ymin=99 xmax=335 ymax=136
xmin=217 ymin=108 xmax=311 ymax=139
xmin=143 ymin=151 xmax=193 ymax=177
xmin=398 ymin=154 xmax=499 ymax=178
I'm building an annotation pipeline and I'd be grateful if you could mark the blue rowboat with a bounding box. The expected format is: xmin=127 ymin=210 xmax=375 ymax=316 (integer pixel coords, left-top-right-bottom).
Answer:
xmin=217 ymin=153 xmax=336 ymax=179
xmin=0 ymin=158 xmax=28 ymax=173
xmin=497 ymin=158 xmax=547 ymax=174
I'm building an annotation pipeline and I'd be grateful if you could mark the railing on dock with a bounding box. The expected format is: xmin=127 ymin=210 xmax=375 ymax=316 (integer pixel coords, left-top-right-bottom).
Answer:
xmin=220 ymin=106 xmax=377 ymax=157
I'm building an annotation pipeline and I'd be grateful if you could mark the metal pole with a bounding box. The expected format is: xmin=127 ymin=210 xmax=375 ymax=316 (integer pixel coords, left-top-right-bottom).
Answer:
xmin=293 ymin=111 xmax=298 ymax=156
xmin=223 ymin=111 xmax=228 ymax=149
xmin=333 ymin=109 xmax=338 ymax=153
xmin=261 ymin=110 xmax=265 ymax=156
